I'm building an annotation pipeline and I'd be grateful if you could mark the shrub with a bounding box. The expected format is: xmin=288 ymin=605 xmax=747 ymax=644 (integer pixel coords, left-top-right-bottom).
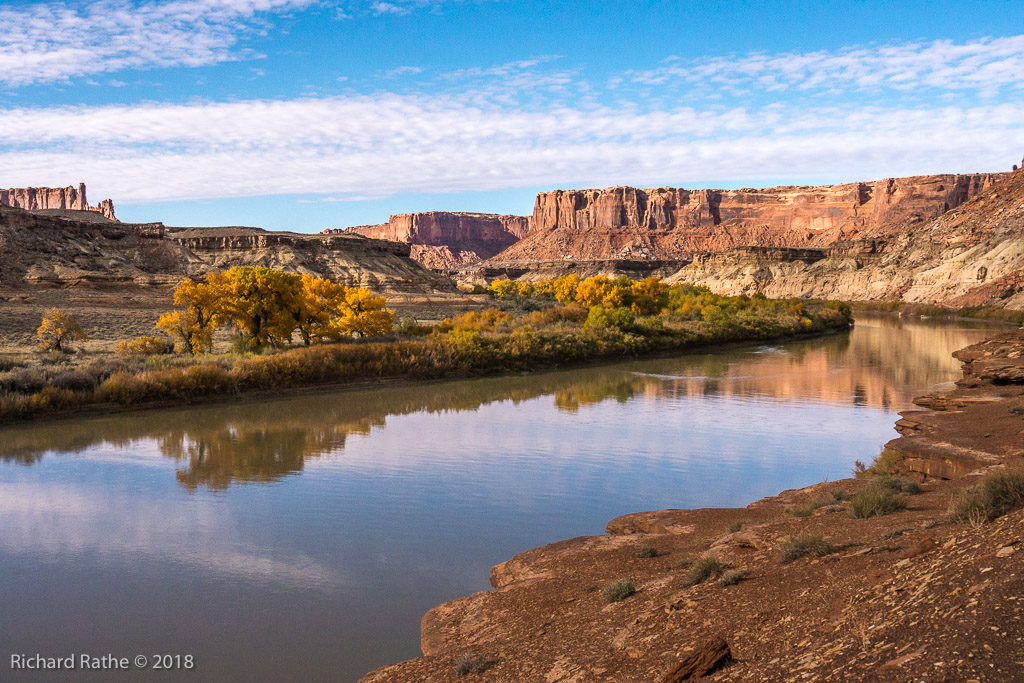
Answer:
xmin=684 ymin=555 xmax=724 ymax=586
xmin=848 ymin=486 xmax=908 ymax=519
xmin=52 ymin=369 xmax=97 ymax=392
xmin=95 ymin=371 xmax=149 ymax=406
xmin=728 ymin=521 xmax=743 ymax=533
xmin=635 ymin=543 xmax=657 ymax=558
xmin=779 ymin=533 xmax=836 ymax=564
xmin=586 ymin=305 xmax=635 ymax=330
xmin=114 ymin=335 xmax=173 ymax=357
xmin=27 ymin=386 xmax=79 ymax=412
xmin=602 ymin=579 xmax=636 ymax=602
xmin=872 ymin=474 xmax=921 ymax=495
xmin=453 ymin=652 xmax=496 ymax=676
xmin=718 ymin=569 xmax=749 ymax=587
xmin=396 ymin=317 xmax=434 ymax=336
xmin=950 ymin=469 xmax=1024 ymax=524
xmin=848 ymin=475 xmax=918 ymax=519
xmin=830 ymin=489 xmax=853 ymax=503
xmin=854 ymin=448 xmax=906 ymax=478
xmin=0 ymin=367 xmax=46 ymax=394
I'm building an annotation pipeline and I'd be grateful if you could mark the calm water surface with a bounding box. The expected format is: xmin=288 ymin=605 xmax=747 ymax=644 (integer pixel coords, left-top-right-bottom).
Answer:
xmin=0 ymin=315 xmax=1008 ymax=681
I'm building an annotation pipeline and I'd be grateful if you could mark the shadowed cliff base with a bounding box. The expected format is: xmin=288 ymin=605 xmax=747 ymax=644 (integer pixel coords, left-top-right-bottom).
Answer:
xmin=362 ymin=329 xmax=1024 ymax=682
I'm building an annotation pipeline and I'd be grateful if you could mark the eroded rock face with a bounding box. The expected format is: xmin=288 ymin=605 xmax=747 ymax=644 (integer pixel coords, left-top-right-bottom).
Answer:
xmin=501 ymin=174 xmax=1003 ymax=262
xmin=667 ymin=168 xmax=1024 ymax=308
xmin=0 ymin=183 xmax=116 ymax=220
xmin=335 ymin=212 xmax=531 ymax=268
xmin=0 ymin=207 xmax=453 ymax=293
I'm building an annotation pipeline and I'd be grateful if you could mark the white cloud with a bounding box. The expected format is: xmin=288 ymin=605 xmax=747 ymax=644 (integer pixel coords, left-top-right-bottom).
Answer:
xmin=0 ymin=94 xmax=1019 ymax=203
xmin=624 ymin=36 xmax=1024 ymax=96
xmin=370 ymin=1 xmax=409 ymax=14
xmin=382 ymin=65 xmax=425 ymax=77
xmin=0 ymin=0 xmax=314 ymax=87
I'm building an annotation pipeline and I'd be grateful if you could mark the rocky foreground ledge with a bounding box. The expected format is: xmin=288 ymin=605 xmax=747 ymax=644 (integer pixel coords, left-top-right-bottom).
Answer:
xmin=363 ymin=329 xmax=1024 ymax=682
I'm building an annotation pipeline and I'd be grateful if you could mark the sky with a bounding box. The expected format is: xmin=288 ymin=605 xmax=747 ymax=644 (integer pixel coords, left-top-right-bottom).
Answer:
xmin=1 ymin=0 xmax=1023 ymax=231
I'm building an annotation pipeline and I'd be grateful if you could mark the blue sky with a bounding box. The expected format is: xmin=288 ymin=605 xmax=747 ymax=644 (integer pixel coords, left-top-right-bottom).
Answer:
xmin=1 ymin=0 xmax=1023 ymax=230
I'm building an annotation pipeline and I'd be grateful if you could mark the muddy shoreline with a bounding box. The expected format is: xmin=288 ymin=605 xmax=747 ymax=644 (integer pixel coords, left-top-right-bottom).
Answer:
xmin=363 ymin=329 xmax=1024 ymax=682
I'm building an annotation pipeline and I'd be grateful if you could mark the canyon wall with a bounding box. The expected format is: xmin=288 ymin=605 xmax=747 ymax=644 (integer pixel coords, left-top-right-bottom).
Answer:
xmin=666 ymin=168 xmax=1024 ymax=309
xmin=0 ymin=183 xmax=116 ymax=220
xmin=0 ymin=205 xmax=453 ymax=293
xmin=497 ymin=174 xmax=1004 ymax=262
xmin=334 ymin=211 xmax=531 ymax=269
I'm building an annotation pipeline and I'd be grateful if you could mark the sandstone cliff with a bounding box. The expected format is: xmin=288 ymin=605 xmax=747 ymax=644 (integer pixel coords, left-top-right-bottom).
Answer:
xmin=497 ymin=174 xmax=1003 ymax=263
xmin=0 ymin=205 xmax=453 ymax=293
xmin=0 ymin=183 xmax=116 ymax=220
xmin=333 ymin=211 xmax=530 ymax=269
xmin=667 ymin=168 xmax=1024 ymax=309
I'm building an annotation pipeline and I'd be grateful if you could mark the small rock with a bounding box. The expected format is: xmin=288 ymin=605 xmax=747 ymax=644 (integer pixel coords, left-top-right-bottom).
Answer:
xmin=996 ymin=546 xmax=1017 ymax=558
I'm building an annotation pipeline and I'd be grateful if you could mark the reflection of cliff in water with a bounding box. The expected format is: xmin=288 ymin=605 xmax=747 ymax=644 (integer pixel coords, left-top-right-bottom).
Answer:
xmin=629 ymin=315 xmax=1000 ymax=411
xmin=0 ymin=315 xmax=1004 ymax=488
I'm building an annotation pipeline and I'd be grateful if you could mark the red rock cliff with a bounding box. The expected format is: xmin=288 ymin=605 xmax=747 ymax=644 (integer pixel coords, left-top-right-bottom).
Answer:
xmin=336 ymin=212 xmax=530 ymax=268
xmin=498 ymin=173 xmax=1004 ymax=262
xmin=0 ymin=183 xmax=116 ymax=220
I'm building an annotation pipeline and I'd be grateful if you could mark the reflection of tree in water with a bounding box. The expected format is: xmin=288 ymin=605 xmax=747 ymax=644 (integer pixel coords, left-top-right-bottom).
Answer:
xmin=553 ymin=375 xmax=653 ymax=413
xmin=0 ymin=317 xmax=1002 ymax=489
xmin=0 ymin=367 xmax=655 ymax=490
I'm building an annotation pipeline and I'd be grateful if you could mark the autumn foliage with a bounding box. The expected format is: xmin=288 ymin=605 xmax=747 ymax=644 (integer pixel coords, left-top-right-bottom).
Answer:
xmin=36 ymin=308 xmax=88 ymax=353
xmin=157 ymin=267 xmax=394 ymax=354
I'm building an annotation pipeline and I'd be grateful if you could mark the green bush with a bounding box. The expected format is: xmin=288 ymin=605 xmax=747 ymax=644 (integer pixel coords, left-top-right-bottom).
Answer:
xmin=950 ymin=469 xmax=1024 ymax=524
xmin=602 ymin=579 xmax=636 ymax=603
xmin=634 ymin=543 xmax=657 ymax=558
xmin=848 ymin=486 xmax=908 ymax=519
xmin=779 ymin=533 xmax=836 ymax=564
xmin=684 ymin=555 xmax=723 ymax=586
xmin=586 ymin=305 xmax=635 ymax=330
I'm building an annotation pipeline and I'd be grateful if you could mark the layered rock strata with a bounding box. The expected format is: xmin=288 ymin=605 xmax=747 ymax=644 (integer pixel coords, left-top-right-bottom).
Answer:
xmin=333 ymin=212 xmax=531 ymax=269
xmin=0 ymin=183 xmax=116 ymax=220
xmin=0 ymin=206 xmax=453 ymax=293
xmin=667 ymin=168 xmax=1024 ymax=308
xmin=501 ymin=174 xmax=1003 ymax=262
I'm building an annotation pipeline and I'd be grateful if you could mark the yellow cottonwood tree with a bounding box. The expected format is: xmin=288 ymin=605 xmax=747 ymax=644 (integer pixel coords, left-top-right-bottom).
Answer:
xmin=553 ymin=274 xmax=580 ymax=303
xmin=335 ymin=287 xmax=394 ymax=338
xmin=37 ymin=309 xmax=88 ymax=352
xmin=156 ymin=274 xmax=226 ymax=354
xmin=218 ymin=267 xmax=303 ymax=348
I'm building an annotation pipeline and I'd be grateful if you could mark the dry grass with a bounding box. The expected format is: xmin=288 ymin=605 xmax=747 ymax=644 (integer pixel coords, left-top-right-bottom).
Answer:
xmin=950 ymin=469 xmax=1024 ymax=524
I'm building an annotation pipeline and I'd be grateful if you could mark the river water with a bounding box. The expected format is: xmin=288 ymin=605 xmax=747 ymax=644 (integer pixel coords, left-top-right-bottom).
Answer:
xmin=0 ymin=315 xmax=1008 ymax=681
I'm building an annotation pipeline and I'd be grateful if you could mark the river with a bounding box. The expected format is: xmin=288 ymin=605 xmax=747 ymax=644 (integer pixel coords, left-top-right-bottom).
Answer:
xmin=0 ymin=314 xmax=1008 ymax=681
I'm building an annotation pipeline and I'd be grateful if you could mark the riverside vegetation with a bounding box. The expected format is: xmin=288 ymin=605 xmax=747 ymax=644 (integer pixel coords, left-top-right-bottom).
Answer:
xmin=0 ymin=271 xmax=852 ymax=423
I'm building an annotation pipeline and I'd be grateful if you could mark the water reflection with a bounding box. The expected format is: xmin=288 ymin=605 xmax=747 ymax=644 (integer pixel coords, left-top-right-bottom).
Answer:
xmin=0 ymin=315 xmax=1008 ymax=681
xmin=0 ymin=314 xmax=1003 ymax=492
